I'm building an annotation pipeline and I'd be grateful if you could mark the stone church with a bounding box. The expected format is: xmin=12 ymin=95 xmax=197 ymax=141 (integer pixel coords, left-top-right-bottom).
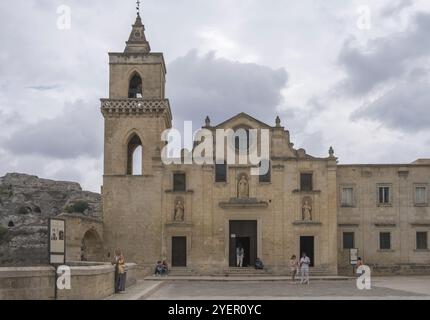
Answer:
xmin=100 ymin=12 xmax=430 ymax=276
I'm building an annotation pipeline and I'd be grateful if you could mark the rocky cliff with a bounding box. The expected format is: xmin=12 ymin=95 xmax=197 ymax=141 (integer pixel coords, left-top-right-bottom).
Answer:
xmin=0 ymin=173 xmax=101 ymax=266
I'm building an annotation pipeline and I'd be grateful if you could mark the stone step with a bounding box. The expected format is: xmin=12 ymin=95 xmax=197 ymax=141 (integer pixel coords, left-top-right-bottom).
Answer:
xmin=214 ymin=267 xmax=271 ymax=277
xmin=168 ymin=267 xmax=196 ymax=276
xmin=162 ymin=267 xmax=336 ymax=277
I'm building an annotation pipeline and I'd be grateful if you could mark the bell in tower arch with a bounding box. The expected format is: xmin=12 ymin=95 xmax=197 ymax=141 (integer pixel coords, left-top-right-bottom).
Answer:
xmin=128 ymin=72 xmax=143 ymax=98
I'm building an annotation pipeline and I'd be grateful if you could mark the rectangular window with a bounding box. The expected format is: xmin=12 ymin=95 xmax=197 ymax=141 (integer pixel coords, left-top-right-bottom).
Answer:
xmin=341 ymin=187 xmax=354 ymax=206
xmin=300 ymin=173 xmax=313 ymax=191
xmin=378 ymin=186 xmax=390 ymax=204
xmin=259 ymin=160 xmax=271 ymax=183
xmin=417 ymin=232 xmax=428 ymax=250
xmin=379 ymin=232 xmax=391 ymax=250
xmin=215 ymin=163 xmax=227 ymax=183
xmin=415 ymin=186 xmax=427 ymax=205
xmin=343 ymin=232 xmax=355 ymax=249
xmin=173 ymin=173 xmax=186 ymax=192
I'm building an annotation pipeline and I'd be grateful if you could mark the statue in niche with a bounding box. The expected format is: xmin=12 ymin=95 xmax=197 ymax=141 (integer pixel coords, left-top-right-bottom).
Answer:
xmin=302 ymin=197 xmax=313 ymax=221
xmin=174 ymin=199 xmax=185 ymax=221
xmin=237 ymin=174 xmax=249 ymax=198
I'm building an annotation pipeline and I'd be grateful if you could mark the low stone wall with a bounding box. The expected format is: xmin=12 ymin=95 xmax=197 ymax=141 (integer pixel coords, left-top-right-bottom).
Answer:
xmin=338 ymin=264 xmax=430 ymax=276
xmin=370 ymin=264 xmax=430 ymax=276
xmin=0 ymin=262 xmax=137 ymax=300
xmin=0 ymin=266 xmax=55 ymax=300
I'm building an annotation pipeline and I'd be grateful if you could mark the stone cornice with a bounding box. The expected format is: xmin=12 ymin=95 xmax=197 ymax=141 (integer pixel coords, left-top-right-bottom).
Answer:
xmin=219 ymin=197 xmax=269 ymax=209
xmin=165 ymin=222 xmax=193 ymax=228
xmin=292 ymin=221 xmax=322 ymax=226
xmin=374 ymin=223 xmax=396 ymax=227
xmin=100 ymin=99 xmax=172 ymax=127
xmin=164 ymin=190 xmax=194 ymax=194
xmin=292 ymin=189 xmax=322 ymax=194
xmin=338 ymin=223 xmax=359 ymax=227
xmin=410 ymin=222 xmax=430 ymax=227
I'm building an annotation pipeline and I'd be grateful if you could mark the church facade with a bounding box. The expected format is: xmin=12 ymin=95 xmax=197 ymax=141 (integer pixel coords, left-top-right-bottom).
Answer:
xmin=100 ymin=13 xmax=430 ymax=276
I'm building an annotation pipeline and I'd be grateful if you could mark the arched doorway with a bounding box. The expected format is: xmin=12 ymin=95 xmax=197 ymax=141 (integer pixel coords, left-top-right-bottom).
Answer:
xmin=81 ymin=229 xmax=103 ymax=262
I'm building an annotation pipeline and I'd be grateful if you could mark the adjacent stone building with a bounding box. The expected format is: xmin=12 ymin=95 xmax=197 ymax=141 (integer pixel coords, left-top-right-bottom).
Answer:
xmin=101 ymin=13 xmax=430 ymax=276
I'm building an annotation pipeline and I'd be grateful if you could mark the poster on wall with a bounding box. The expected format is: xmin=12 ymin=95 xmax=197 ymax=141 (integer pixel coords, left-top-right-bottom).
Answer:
xmin=349 ymin=248 xmax=358 ymax=265
xmin=48 ymin=218 xmax=66 ymax=265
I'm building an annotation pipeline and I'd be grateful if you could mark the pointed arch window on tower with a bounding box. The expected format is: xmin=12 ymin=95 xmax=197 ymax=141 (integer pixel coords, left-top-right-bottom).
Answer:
xmin=128 ymin=73 xmax=143 ymax=98
xmin=127 ymin=134 xmax=143 ymax=175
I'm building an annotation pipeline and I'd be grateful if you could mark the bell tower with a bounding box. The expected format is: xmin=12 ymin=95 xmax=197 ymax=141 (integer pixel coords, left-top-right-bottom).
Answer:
xmin=101 ymin=4 xmax=172 ymax=264
xmin=101 ymin=5 xmax=171 ymax=176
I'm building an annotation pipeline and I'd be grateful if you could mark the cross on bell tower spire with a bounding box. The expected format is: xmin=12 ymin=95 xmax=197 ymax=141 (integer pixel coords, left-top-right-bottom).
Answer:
xmin=124 ymin=0 xmax=151 ymax=53
xmin=136 ymin=0 xmax=141 ymax=17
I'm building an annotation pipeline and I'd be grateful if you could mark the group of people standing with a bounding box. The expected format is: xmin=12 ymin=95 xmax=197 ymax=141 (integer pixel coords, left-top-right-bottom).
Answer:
xmin=236 ymin=244 xmax=311 ymax=284
xmin=290 ymin=253 xmax=311 ymax=284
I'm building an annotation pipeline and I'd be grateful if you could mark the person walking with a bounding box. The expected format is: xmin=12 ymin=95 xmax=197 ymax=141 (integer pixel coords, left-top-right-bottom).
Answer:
xmin=299 ymin=252 xmax=310 ymax=284
xmin=236 ymin=244 xmax=245 ymax=267
xmin=290 ymin=255 xmax=299 ymax=282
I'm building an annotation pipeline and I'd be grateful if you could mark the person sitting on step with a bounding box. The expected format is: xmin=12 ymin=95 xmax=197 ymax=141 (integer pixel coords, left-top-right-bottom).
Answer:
xmin=255 ymin=258 xmax=264 ymax=270
xmin=154 ymin=261 xmax=164 ymax=276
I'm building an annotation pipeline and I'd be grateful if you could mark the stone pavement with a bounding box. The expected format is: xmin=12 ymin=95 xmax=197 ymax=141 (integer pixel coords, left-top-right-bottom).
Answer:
xmin=105 ymin=280 xmax=164 ymax=300
xmin=144 ymin=275 xmax=351 ymax=281
xmin=106 ymin=276 xmax=430 ymax=300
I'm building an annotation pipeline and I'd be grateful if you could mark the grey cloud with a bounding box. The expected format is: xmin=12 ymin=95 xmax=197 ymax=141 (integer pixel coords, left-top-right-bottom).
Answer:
xmin=26 ymin=85 xmax=62 ymax=91
xmin=167 ymin=50 xmax=288 ymax=129
xmin=338 ymin=12 xmax=430 ymax=96
xmin=3 ymin=100 xmax=103 ymax=159
xmin=380 ymin=0 xmax=413 ymax=17
xmin=351 ymin=78 xmax=430 ymax=132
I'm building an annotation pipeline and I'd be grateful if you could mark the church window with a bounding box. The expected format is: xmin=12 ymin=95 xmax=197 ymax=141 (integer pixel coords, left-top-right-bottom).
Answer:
xmin=415 ymin=186 xmax=428 ymax=205
xmin=128 ymin=72 xmax=143 ymax=98
xmin=173 ymin=173 xmax=186 ymax=192
xmin=300 ymin=173 xmax=313 ymax=191
xmin=343 ymin=232 xmax=354 ymax=249
xmin=379 ymin=232 xmax=391 ymax=250
xmin=234 ymin=128 xmax=250 ymax=153
xmin=416 ymin=232 xmax=428 ymax=250
xmin=127 ymin=134 xmax=143 ymax=175
xmin=378 ymin=186 xmax=391 ymax=205
xmin=259 ymin=160 xmax=271 ymax=183
xmin=215 ymin=161 xmax=227 ymax=183
xmin=341 ymin=187 xmax=354 ymax=207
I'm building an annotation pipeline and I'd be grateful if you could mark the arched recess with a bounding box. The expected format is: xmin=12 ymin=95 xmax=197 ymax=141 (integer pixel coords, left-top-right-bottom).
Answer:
xmin=126 ymin=133 xmax=143 ymax=175
xmin=81 ymin=229 xmax=103 ymax=262
xmin=128 ymin=71 xmax=143 ymax=98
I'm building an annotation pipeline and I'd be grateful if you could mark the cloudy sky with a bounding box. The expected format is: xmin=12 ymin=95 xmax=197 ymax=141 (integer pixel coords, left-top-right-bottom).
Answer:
xmin=0 ymin=0 xmax=429 ymax=192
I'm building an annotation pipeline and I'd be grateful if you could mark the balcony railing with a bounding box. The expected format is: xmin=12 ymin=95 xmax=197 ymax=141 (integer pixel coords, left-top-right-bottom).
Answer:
xmin=100 ymin=98 xmax=171 ymax=119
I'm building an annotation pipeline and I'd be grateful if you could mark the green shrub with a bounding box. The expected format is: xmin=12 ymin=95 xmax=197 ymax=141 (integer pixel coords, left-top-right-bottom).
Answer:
xmin=65 ymin=201 xmax=89 ymax=214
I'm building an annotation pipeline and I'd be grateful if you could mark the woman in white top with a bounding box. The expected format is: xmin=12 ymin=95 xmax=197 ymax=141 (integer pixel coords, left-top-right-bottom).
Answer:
xmin=299 ymin=252 xmax=310 ymax=284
